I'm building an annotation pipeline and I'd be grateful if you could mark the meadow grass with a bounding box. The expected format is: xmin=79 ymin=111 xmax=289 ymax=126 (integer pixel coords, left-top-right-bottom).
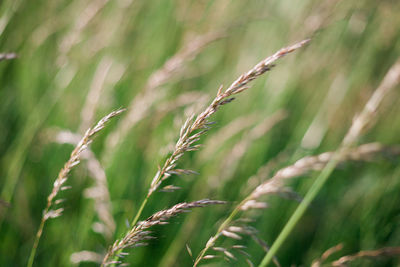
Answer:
xmin=1 ymin=1 xmax=400 ymax=266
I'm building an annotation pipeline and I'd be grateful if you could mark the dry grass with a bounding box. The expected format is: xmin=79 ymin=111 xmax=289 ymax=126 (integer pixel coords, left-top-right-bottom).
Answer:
xmin=17 ymin=39 xmax=400 ymax=267
xmin=53 ymin=129 xmax=116 ymax=240
xmin=242 ymin=57 xmax=400 ymax=253
xmin=122 ymin=40 xmax=309 ymax=241
xmin=148 ymin=39 xmax=309 ymax=200
xmin=332 ymin=247 xmax=400 ymax=266
xmin=312 ymin=244 xmax=400 ymax=267
xmin=27 ymin=109 xmax=124 ymax=267
xmin=101 ymin=199 xmax=225 ymax=266
xmin=192 ymin=142 xmax=400 ymax=266
xmin=97 ymin=39 xmax=309 ymax=267
xmin=3 ymin=3 xmax=400 ymax=266
xmin=248 ymin=142 xmax=400 ymax=202
xmin=259 ymin=56 xmax=400 ymax=266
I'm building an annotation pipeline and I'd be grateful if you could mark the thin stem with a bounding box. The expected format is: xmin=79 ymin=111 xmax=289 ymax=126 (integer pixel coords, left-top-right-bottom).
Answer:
xmin=102 ymin=200 xmax=225 ymax=266
xmin=258 ymin=153 xmax=341 ymax=267
xmin=26 ymin=109 xmax=124 ymax=267
xmin=125 ymin=40 xmax=309 ymax=246
xmin=193 ymin=196 xmax=251 ymax=266
xmin=258 ymin=58 xmax=400 ymax=266
xmin=27 ymin=210 xmax=47 ymax=267
xmin=131 ymin=195 xmax=149 ymax=226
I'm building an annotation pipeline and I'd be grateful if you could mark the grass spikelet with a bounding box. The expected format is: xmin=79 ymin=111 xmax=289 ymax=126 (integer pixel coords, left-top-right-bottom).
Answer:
xmin=312 ymin=244 xmax=400 ymax=267
xmin=3 ymin=2 xmax=400 ymax=267
xmin=260 ymin=58 xmax=400 ymax=266
xmin=53 ymin=129 xmax=116 ymax=240
xmin=27 ymin=108 xmax=124 ymax=267
xmin=311 ymin=244 xmax=344 ymax=267
xmin=193 ymin=142 xmax=400 ymax=266
xmin=331 ymin=247 xmax=400 ymax=266
xmin=101 ymin=199 xmax=225 ymax=266
xmin=131 ymin=39 xmax=309 ymax=229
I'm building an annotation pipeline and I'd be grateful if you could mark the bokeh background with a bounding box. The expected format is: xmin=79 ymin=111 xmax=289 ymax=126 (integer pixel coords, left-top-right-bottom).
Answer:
xmin=1 ymin=0 xmax=400 ymax=266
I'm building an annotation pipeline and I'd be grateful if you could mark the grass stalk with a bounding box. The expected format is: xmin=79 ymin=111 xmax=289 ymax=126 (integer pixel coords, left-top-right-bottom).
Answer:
xmin=27 ymin=109 xmax=124 ymax=267
xmin=102 ymin=200 xmax=225 ymax=266
xmin=129 ymin=39 xmax=309 ymax=227
xmin=131 ymin=195 xmax=149 ymax=227
xmin=259 ymin=59 xmax=400 ymax=266
xmin=193 ymin=196 xmax=250 ymax=266
xmin=259 ymin=155 xmax=340 ymax=267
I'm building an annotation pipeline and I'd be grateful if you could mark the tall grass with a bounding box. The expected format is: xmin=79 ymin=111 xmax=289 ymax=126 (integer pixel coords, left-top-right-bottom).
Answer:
xmin=27 ymin=109 xmax=124 ymax=267
xmin=260 ymin=58 xmax=400 ymax=266
xmin=1 ymin=1 xmax=400 ymax=267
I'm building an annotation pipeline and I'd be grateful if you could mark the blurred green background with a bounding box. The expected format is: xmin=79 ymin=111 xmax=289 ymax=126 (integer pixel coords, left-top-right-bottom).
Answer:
xmin=1 ymin=0 xmax=400 ymax=266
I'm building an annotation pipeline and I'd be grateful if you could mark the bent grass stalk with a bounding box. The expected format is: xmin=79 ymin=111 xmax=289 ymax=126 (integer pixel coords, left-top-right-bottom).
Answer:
xmin=331 ymin=246 xmax=400 ymax=266
xmin=2 ymin=0 xmax=112 ymax=217
xmin=27 ymin=109 xmax=124 ymax=267
xmin=193 ymin=142 xmax=399 ymax=266
xmin=193 ymin=196 xmax=250 ymax=266
xmin=159 ymin=112 xmax=287 ymax=267
xmin=259 ymin=157 xmax=339 ymax=267
xmin=312 ymin=243 xmax=400 ymax=267
xmin=53 ymin=129 xmax=116 ymax=240
xmin=129 ymin=39 xmax=310 ymax=228
xmin=102 ymin=200 xmax=225 ymax=266
xmin=259 ymin=59 xmax=400 ymax=266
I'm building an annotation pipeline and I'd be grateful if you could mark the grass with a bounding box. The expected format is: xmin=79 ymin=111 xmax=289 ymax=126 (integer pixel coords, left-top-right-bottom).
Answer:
xmin=1 ymin=0 xmax=400 ymax=266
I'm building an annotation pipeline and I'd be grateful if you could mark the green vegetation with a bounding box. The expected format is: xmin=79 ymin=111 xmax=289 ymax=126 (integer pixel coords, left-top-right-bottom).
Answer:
xmin=1 ymin=1 xmax=400 ymax=266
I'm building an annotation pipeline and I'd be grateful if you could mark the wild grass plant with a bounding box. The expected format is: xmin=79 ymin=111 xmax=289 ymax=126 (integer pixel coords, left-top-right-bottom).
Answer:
xmin=1 ymin=1 xmax=400 ymax=266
